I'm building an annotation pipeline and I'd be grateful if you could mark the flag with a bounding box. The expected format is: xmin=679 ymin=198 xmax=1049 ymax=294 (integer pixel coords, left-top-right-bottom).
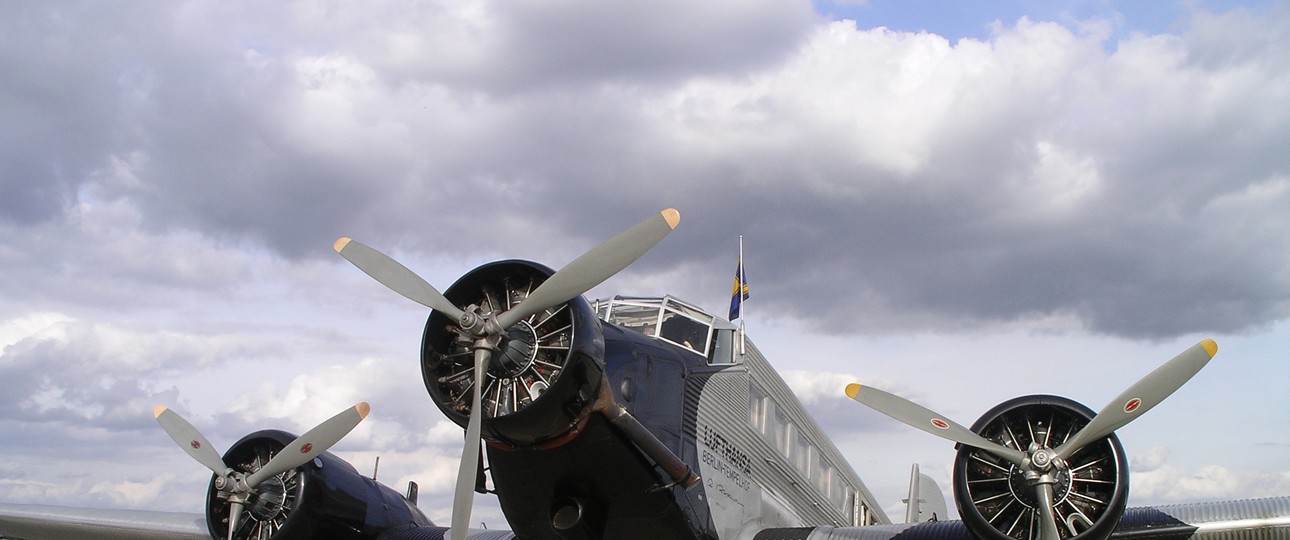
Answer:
xmin=729 ymin=259 xmax=749 ymax=320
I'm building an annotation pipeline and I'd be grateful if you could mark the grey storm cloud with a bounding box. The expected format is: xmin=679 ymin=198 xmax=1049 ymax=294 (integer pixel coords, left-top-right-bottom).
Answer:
xmin=0 ymin=320 xmax=179 ymax=432
xmin=3 ymin=2 xmax=1288 ymax=340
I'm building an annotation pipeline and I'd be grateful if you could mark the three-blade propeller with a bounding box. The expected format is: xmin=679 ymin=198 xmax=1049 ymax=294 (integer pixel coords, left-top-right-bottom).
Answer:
xmin=335 ymin=208 xmax=680 ymax=540
xmin=846 ymin=339 xmax=1217 ymax=540
xmin=154 ymin=403 xmax=370 ymax=540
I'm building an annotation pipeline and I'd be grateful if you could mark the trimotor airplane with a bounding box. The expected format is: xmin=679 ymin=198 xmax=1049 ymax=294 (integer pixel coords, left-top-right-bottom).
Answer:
xmin=2 ymin=208 xmax=1288 ymax=540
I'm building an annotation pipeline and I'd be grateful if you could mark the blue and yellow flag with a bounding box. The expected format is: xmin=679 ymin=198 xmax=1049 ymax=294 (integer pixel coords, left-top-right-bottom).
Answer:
xmin=729 ymin=259 xmax=749 ymax=320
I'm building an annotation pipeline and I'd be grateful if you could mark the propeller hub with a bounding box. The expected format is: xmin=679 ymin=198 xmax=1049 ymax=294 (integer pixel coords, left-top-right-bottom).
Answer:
xmin=494 ymin=320 xmax=539 ymax=378
xmin=458 ymin=305 xmax=495 ymax=337
xmin=248 ymin=476 xmax=288 ymax=521
xmin=1012 ymin=467 xmax=1072 ymax=508
xmin=459 ymin=311 xmax=481 ymax=332
xmin=1032 ymin=448 xmax=1053 ymax=469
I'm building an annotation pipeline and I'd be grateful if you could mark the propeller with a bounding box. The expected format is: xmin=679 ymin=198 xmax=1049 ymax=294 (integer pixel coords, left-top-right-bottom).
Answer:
xmin=335 ymin=208 xmax=681 ymax=540
xmin=1053 ymin=339 xmax=1217 ymax=460
xmin=449 ymin=348 xmax=492 ymax=538
xmin=845 ymin=339 xmax=1217 ymax=540
xmin=845 ymin=384 xmax=1027 ymax=465
xmin=334 ymin=237 xmax=467 ymax=322
xmin=154 ymin=403 xmax=371 ymax=540
xmin=495 ymin=208 xmax=680 ymax=329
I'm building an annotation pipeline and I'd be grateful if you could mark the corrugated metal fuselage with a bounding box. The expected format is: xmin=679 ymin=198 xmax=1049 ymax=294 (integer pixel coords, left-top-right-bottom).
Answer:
xmin=486 ymin=320 xmax=887 ymax=540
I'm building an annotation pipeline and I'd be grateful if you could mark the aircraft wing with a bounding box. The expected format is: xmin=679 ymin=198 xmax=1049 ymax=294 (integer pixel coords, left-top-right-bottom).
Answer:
xmin=0 ymin=502 xmax=208 ymax=540
xmin=753 ymin=497 xmax=1290 ymax=540
xmin=0 ymin=502 xmax=529 ymax=540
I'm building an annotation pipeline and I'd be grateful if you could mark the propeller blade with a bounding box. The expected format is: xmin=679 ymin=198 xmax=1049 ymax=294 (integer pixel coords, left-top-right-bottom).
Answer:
xmin=334 ymin=238 xmax=467 ymax=321
xmin=450 ymin=348 xmax=492 ymax=540
xmin=154 ymin=405 xmax=232 ymax=476
xmin=845 ymin=384 xmax=1027 ymax=465
xmin=1055 ymin=339 xmax=1217 ymax=460
xmin=1034 ymin=483 xmax=1062 ymax=540
xmin=245 ymin=402 xmax=371 ymax=487
xmin=226 ymin=500 xmax=244 ymax=540
xmin=496 ymin=208 xmax=680 ymax=330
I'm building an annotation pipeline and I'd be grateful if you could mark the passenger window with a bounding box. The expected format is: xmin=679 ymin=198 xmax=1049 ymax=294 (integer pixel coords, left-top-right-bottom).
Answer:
xmin=748 ymin=383 xmax=767 ymax=432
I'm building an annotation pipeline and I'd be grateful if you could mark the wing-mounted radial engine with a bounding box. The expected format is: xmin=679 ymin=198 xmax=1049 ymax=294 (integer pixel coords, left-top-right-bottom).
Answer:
xmin=846 ymin=339 xmax=1218 ymax=540
xmin=154 ymin=404 xmax=432 ymax=540
xmin=952 ymin=396 xmax=1128 ymax=540
xmin=421 ymin=260 xmax=606 ymax=447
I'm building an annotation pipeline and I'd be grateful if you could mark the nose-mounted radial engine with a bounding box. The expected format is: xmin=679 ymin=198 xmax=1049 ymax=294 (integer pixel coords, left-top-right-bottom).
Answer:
xmin=846 ymin=339 xmax=1217 ymax=540
xmin=420 ymin=260 xmax=606 ymax=447
xmin=334 ymin=208 xmax=682 ymax=540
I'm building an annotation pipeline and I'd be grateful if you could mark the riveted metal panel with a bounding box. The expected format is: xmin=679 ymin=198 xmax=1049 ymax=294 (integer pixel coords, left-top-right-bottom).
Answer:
xmin=693 ymin=337 xmax=890 ymax=539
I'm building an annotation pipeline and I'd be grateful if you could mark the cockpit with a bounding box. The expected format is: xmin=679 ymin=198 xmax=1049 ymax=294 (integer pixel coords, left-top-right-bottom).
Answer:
xmin=594 ymin=295 xmax=741 ymax=365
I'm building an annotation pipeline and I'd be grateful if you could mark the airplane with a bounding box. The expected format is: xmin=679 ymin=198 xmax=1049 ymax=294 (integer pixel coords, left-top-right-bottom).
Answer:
xmin=2 ymin=207 xmax=1288 ymax=540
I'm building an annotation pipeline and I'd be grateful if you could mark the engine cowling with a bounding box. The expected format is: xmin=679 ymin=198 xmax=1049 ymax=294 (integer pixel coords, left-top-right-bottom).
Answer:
xmin=953 ymin=396 xmax=1129 ymax=540
xmin=420 ymin=260 xmax=607 ymax=447
xmin=206 ymin=429 xmax=430 ymax=540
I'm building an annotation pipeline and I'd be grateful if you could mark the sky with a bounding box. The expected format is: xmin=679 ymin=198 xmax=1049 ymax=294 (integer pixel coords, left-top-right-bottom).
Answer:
xmin=2 ymin=0 xmax=1288 ymax=530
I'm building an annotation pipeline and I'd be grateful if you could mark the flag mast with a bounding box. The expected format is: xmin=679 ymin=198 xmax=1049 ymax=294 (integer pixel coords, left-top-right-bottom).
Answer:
xmin=737 ymin=235 xmax=746 ymax=355
xmin=729 ymin=236 xmax=749 ymax=356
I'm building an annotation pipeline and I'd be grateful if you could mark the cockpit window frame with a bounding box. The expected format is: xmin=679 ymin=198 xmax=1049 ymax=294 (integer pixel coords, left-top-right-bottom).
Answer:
xmin=595 ymin=295 xmax=738 ymax=364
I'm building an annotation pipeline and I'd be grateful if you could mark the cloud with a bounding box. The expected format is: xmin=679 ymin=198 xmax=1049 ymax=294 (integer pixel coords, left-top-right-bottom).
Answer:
xmin=215 ymin=357 xmax=438 ymax=442
xmin=1131 ymin=447 xmax=1290 ymax=504
xmin=6 ymin=2 xmax=1289 ymax=339
xmin=87 ymin=475 xmax=174 ymax=509
xmin=0 ymin=313 xmax=263 ymax=430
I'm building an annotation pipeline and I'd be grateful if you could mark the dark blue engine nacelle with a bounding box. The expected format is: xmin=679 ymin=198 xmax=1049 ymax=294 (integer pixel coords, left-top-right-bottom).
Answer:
xmin=205 ymin=429 xmax=431 ymax=540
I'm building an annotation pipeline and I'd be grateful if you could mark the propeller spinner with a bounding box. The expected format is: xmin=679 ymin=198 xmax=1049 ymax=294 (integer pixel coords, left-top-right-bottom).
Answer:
xmin=846 ymin=339 xmax=1217 ymax=540
xmin=154 ymin=403 xmax=370 ymax=540
xmin=335 ymin=208 xmax=680 ymax=540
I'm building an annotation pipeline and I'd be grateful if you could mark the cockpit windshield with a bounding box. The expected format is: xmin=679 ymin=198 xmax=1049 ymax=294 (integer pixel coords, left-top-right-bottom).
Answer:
xmin=594 ymin=295 xmax=738 ymax=364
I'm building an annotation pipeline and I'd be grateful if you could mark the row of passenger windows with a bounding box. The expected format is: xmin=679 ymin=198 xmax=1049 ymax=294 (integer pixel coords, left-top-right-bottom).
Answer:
xmin=748 ymin=383 xmax=861 ymax=520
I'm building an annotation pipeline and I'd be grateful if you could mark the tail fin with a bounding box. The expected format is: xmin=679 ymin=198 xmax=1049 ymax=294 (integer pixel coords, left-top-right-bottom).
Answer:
xmin=903 ymin=464 xmax=948 ymax=523
xmin=406 ymin=481 xmax=419 ymax=505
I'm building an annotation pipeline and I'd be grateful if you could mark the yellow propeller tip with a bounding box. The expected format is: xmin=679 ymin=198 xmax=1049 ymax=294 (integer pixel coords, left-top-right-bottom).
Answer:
xmin=661 ymin=208 xmax=681 ymax=229
xmin=333 ymin=237 xmax=351 ymax=253
xmin=844 ymin=383 xmax=862 ymax=399
xmin=356 ymin=402 xmax=371 ymax=419
xmin=152 ymin=405 xmax=168 ymax=419
xmin=1201 ymin=338 xmax=1218 ymax=357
